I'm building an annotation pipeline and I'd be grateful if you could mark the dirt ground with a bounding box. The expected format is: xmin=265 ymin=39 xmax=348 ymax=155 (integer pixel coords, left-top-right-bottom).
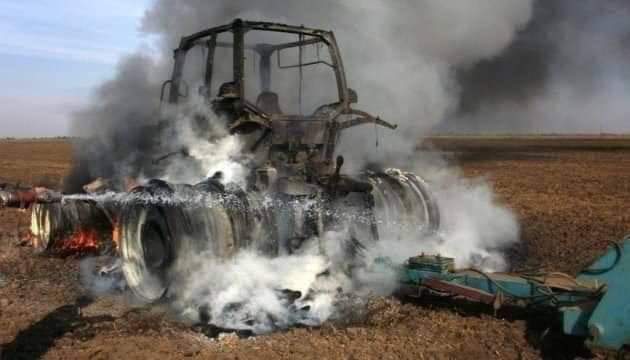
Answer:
xmin=1 ymin=137 xmax=629 ymax=359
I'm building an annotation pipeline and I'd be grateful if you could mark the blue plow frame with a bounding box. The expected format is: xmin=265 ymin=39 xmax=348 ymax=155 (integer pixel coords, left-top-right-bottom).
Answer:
xmin=392 ymin=237 xmax=630 ymax=351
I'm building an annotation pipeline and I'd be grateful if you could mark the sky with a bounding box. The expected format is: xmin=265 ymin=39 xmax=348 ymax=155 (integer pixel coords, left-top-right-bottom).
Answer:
xmin=0 ymin=0 xmax=151 ymax=137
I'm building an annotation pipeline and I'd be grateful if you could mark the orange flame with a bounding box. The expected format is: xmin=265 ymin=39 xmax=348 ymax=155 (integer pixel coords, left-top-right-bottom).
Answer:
xmin=24 ymin=230 xmax=37 ymax=247
xmin=112 ymin=218 xmax=121 ymax=251
xmin=56 ymin=228 xmax=101 ymax=254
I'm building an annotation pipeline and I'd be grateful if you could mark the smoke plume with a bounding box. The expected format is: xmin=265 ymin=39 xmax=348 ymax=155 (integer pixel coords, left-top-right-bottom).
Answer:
xmin=69 ymin=0 xmax=534 ymax=184
xmin=447 ymin=0 xmax=630 ymax=133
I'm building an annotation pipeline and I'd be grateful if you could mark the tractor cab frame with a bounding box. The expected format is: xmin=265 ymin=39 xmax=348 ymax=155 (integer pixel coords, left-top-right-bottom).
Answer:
xmin=162 ymin=19 xmax=396 ymax=174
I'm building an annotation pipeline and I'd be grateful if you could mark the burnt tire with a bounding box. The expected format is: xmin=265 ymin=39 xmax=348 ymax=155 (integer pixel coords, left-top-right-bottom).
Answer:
xmin=30 ymin=202 xmax=113 ymax=252
xmin=367 ymin=169 xmax=440 ymax=239
xmin=119 ymin=182 xmax=235 ymax=302
xmin=119 ymin=204 xmax=173 ymax=302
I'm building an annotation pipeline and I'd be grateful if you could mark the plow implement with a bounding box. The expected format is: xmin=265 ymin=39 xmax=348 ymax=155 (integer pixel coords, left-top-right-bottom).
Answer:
xmin=382 ymin=237 xmax=630 ymax=352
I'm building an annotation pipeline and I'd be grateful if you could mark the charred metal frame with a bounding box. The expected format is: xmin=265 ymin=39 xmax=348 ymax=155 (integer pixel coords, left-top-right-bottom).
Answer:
xmin=165 ymin=19 xmax=397 ymax=168
xmin=168 ymin=19 xmax=349 ymax=110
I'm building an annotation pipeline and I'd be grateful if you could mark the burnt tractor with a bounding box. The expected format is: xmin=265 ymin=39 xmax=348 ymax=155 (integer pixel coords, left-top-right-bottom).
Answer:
xmin=2 ymin=20 xmax=440 ymax=302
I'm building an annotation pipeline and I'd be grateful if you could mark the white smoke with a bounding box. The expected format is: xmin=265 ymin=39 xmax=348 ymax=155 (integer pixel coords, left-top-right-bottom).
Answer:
xmin=165 ymin=228 xmax=372 ymax=333
xmin=369 ymin=167 xmax=519 ymax=271
xmin=80 ymin=256 xmax=126 ymax=296
xmin=158 ymin=95 xmax=250 ymax=187
xmin=169 ymin=251 xmax=338 ymax=332
xmin=431 ymin=177 xmax=519 ymax=270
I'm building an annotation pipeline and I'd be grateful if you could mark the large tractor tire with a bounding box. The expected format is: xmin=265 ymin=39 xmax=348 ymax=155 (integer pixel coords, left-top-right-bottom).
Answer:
xmin=366 ymin=169 xmax=440 ymax=239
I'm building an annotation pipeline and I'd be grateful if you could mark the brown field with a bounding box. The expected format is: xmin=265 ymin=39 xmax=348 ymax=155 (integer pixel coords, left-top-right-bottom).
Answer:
xmin=0 ymin=139 xmax=73 ymax=186
xmin=1 ymin=137 xmax=629 ymax=359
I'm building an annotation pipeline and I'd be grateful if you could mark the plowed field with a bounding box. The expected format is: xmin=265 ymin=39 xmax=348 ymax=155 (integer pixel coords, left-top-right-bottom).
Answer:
xmin=1 ymin=137 xmax=629 ymax=359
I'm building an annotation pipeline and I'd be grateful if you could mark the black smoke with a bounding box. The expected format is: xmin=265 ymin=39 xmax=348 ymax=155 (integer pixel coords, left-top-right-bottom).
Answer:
xmin=444 ymin=0 xmax=630 ymax=133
